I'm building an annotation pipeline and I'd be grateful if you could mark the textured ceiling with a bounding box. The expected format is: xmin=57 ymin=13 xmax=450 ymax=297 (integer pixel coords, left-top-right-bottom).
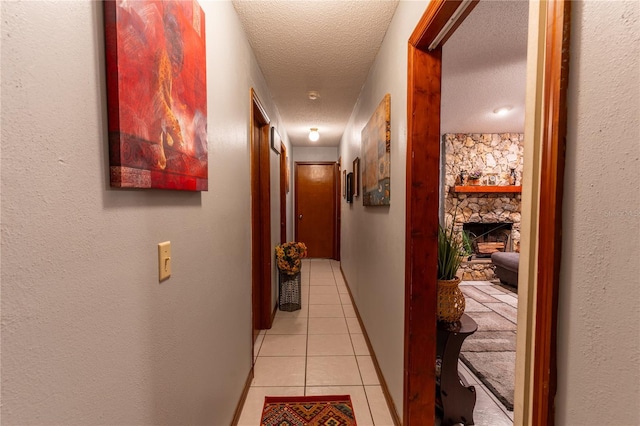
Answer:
xmin=442 ymin=0 xmax=529 ymax=134
xmin=232 ymin=0 xmax=528 ymax=147
xmin=232 ymin=0 xmax=399 ymax=147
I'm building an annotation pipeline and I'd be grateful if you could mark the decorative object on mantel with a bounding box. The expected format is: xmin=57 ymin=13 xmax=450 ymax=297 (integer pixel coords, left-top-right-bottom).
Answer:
xmin=467 ymin=169 xmax=483 ymax=186
xmin=509 ymin=168 xmax=517 ymax=185
xmin=275 ymin=242 xmax=307 ymax=311
xmin=104 ymin=0 xmax=208 ymax=191
xmin=458 ymin=170 xmax=468 ymax=186
xmin=437 ymin=219 xmax=466 ymax=323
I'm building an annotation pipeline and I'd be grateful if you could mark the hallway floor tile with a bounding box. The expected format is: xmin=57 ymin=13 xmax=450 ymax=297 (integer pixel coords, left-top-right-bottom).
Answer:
xmin=237 ymin=260 xmax=513 ymax=425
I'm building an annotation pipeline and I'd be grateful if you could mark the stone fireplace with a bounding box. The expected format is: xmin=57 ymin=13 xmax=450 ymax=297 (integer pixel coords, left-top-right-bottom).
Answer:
xmin=463 ymin=222 xmax=513 ymax=258
xmin=443 ymin=133 xmax=524 ymax=280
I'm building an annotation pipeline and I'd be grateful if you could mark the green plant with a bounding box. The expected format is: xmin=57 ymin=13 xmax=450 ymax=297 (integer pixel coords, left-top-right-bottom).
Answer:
xmin=461 ymin=230 xmax=474 ymax=258
xmin=437 ymin=223 xmax=465 ymax=281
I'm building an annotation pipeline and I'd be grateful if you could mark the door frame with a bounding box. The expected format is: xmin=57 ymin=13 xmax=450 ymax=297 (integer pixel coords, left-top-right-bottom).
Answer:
xmin=403 ymin=1 xmax=570 ymax=424
xmin=280 ymin=142 xmax=288 ymax=244
xmin=294 ymin=161 xmax=339 ymax=259
xmin=250 ymin=88 xmax=273 ymax=332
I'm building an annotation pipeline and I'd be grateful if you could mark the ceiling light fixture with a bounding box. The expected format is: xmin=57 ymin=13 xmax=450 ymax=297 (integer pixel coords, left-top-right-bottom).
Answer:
xmin=309 ymin=128 xmax=320 ymax=142
xmin=307 ymin=91 xmax=320 ymax=100
xmin=493 ymin=105 xmax=513 ymax=116
xmin=428 ymin=0 xmax=474 ymax=51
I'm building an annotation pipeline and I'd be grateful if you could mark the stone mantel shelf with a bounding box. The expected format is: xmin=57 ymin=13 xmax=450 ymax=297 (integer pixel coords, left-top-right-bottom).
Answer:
xmin=454 ymin=185 xmax=522 ymax=193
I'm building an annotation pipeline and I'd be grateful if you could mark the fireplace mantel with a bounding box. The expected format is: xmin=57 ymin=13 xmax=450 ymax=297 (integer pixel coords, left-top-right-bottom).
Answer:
xmin=454 ymin=185 xmax=522 ymax=193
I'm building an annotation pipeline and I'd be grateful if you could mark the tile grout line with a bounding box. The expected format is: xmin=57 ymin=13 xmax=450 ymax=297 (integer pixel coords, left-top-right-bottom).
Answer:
xmin=332 ymin=260 xmax=377 ymax=425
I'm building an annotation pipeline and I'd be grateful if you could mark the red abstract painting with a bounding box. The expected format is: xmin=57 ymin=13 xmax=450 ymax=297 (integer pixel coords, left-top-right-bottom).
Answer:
xmin=104 ymin=0 xmax=207 ymax=191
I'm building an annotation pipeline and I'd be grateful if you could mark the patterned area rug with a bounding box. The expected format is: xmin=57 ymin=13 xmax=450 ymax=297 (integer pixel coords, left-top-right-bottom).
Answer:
xmin=460 ymin=282 xmax=518 ymax=411
xmin=261 ymin=395 xmax=357 ymax=426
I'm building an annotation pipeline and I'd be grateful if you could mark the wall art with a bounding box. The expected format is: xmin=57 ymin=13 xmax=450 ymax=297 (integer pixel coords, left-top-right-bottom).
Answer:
xmin=271 ymin=127 xmax=281 ymax=154
xmin=104 ymin=0 xmax=208 ymax=190
xmin=362 ymin=94 xmax=391 ymax=205
xmin=352 ymin=157 xmax=360 ymax=197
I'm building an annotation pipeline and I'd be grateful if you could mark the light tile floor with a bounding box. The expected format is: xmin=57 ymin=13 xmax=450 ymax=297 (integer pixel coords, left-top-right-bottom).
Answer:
xmin=237 ymin=260 xmax=512 ymax=425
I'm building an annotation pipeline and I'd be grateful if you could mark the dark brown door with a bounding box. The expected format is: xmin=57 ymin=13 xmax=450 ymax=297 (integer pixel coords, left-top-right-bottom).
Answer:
xmin=295 ymin=162 xmax=336 ymax=258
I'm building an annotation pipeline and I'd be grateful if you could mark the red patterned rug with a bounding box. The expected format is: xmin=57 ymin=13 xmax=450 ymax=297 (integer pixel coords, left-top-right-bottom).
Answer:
xmin=261 ymin=395 xmax=357 ymax=426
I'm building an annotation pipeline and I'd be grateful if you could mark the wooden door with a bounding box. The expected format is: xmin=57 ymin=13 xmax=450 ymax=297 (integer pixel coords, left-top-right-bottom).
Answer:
xmin=295 ymin=162 xmax=336 ymax=258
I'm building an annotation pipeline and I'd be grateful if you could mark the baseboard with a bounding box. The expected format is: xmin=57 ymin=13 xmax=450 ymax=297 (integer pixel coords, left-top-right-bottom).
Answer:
xmin=339 ymin=266 xmax=402 ymax=426
xmin=230 ymin=366 xmax=254 ymax=426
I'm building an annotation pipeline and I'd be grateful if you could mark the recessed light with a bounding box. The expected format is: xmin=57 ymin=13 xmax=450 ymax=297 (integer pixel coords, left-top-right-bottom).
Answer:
xmin=307 ymin=91 xmax=320 ymax=100
xmin=308 ymin=128 xmax=320 ymax=142
xmin=493 ymin=105 xmax=513 ymax=115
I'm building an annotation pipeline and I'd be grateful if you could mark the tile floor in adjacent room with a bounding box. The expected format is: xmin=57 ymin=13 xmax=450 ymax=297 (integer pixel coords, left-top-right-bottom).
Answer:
xmin=237 ymin=259 xmax=513 ymax=425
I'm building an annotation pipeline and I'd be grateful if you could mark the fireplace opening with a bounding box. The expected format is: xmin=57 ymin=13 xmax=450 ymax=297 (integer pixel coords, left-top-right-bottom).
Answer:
xmin=462 ymin=222 xmax=513 ymax=259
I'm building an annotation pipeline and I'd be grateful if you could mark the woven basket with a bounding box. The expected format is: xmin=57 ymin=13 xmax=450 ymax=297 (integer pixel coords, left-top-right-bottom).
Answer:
xmin=437 ymin=277 xmax=465 ymax=323
xmin=279 ymin=271 xmax=302 ymax=312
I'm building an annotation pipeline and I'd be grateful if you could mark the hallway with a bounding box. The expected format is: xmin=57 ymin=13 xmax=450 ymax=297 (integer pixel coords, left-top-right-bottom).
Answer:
xmin=237 ymin=259 xmax=514 ymax=425
xmin=238 ymin=258 xmax=395 ymax=425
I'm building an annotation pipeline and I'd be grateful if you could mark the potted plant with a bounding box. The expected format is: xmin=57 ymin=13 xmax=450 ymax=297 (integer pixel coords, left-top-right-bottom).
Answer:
xmin=275 ymin=242 xmax=307 ymax=311
xmin=437 ymin=222 xmax=466 ymax=323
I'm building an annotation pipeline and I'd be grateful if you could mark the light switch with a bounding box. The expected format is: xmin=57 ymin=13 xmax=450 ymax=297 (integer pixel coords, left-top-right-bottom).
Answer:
xmin=158 ymin=241 xmax=171 ymax=281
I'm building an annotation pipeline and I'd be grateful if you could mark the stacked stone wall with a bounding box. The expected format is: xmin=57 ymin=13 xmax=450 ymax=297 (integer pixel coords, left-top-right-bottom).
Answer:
xmin=443 ymin=133 xmax=524 ymax=280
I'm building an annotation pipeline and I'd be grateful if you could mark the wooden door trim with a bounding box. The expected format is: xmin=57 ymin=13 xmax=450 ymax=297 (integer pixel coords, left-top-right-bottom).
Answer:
xmin=294 ymin=161 xmax=338 ymax=259
xmin=280 ymin=143 xmax=288 ymax=244
xmin=250 ymin=88 xmax=272 ymax=331
xmin=405 ymin=1 xmax=570 ymax=424
xmin=334 ymin=162 xmax=341 ymax=261
xmin=404 ymin=35 xmax=442 ymax=425
xmin=533 ymin=1 xmax=571 ymax=424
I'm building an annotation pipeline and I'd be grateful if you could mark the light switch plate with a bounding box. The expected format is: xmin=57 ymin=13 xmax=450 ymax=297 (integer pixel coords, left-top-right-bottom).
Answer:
xmin=158 ymin=241 xmax=171 ymax=281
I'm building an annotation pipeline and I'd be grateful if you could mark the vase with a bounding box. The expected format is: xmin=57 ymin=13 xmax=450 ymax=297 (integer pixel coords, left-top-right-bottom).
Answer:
xmin=468 ymin=178 xmax=480 ymax=186
xmin=437 ymin=277 xmax=465 ymax=323
xmin=278 ymin=271 xmax=302 ymax=311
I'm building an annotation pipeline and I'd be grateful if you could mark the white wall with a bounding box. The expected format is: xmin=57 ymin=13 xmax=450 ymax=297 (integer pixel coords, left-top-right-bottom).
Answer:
xmin=557 ymin=1 xmax=640 ymax=424
xmin=0 ymin=1 xmax=288 ymax=424
xmin=292 ymin=146 xmax=338 ymax=164
xmin=337 ymin=0 xmax=429 ymax=415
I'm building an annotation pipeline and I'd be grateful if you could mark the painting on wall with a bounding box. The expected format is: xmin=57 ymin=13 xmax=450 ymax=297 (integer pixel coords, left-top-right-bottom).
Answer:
xmin=362 ymin=94 xmax=391 ymax=205
xmin=104 ymin=0 xmax=208 ymax=191
xmin=352 ymin=157 xmax=360 ymax=197
xmin=271 ymin=127 xmax=281 ymax=154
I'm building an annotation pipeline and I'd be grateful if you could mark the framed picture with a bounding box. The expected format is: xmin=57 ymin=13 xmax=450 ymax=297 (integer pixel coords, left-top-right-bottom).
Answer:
xmin=346 ymin=172 xmax=354 ymax=203
xmin=352 ymin=157 xmax=360 ymax=197
xmin=271 ymin=127 xmax=281 ymax=154
xmin=362 ymin=94 xmax=391 ymax=205
xmin=104 ymin=0 xmax=208 ymax=191
xmin=285 ymin=154 xmax=290 ymax=193
xmin=342 ymin=170 xmax=347 ymax=198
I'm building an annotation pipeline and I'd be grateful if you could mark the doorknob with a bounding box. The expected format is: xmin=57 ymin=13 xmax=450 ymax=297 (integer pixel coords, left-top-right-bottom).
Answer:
xmin=299 ymin=214 xmax=303 ymax=220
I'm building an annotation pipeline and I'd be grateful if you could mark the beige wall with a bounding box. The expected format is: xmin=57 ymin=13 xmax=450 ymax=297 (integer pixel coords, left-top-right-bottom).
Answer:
xmin=340 ymin=0 xmax=640 ymax=422
xmin=0 ymin=1 xmax=288 ymax=424
xmin=338 ymin=0 xmax=429 ymax=415
xmin=557 ymin=1 xmax=640 ymax=424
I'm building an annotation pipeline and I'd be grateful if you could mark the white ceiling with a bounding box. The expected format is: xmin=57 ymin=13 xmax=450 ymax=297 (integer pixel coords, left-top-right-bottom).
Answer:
xmin=442 ymin=0 xmax=529 ymax=134
xmin=232 ymin=0 xmax=399 ymax=147
xmin=232 ymin=0 xmax=528 ymax=147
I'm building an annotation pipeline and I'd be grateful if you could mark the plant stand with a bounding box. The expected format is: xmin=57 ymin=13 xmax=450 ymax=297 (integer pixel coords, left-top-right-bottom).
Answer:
xmin=436 ymin=314 xmax=477 ymax=425
xmin=278 ymin=271 xmax=301 ymax=311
